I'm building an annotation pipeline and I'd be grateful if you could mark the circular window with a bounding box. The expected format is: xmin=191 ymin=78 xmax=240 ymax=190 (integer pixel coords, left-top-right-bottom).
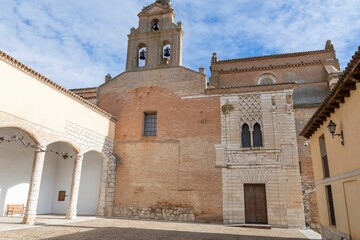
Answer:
xmin=258 ymin=74 xmax=276 ymax=85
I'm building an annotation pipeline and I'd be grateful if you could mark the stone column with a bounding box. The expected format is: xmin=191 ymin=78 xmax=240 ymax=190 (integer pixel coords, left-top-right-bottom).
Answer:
xmin=96 ymin=155 xmax=108 ymax=216
xmin=66 ymin=154 xmax=83 ymax=220
xmin=22 ymin=145 xmax=47 ymax=225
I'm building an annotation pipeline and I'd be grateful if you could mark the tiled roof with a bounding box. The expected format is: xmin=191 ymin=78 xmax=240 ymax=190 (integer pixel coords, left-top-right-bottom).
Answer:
xmin=0 ymin=50 xmax=116 ymax=122
xmin=300 ymin=46 xmax=360 ymax=138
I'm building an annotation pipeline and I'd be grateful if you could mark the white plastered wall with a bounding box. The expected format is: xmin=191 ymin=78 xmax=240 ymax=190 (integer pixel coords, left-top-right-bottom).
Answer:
xmin=0 ymin=55 xmax=116 ymax=219
xmin=37 ymin=143 xmax=75 ymax=214
xmin=77 ymin=151 xmax=102 ymax=215
xmin=0 ymin=129 xmax=34 ymax=216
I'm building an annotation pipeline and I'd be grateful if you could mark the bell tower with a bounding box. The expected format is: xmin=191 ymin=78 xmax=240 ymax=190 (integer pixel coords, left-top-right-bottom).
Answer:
xmin=125 ymin=0 xmax=184 ymax=71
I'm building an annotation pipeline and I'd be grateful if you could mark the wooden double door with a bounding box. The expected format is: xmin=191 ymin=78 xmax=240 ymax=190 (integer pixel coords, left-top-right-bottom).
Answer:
xmin=244 ymin=184 xmax=268 ymax=224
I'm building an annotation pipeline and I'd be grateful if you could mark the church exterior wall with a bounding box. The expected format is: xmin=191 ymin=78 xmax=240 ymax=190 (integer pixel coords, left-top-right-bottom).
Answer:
xmin=294 ymin=107 xmax=320 ymax=229
xmin=98 ymin=67 xmax=223 ymax=222
xmin=214 ymin=90 xmax=305 ymax=228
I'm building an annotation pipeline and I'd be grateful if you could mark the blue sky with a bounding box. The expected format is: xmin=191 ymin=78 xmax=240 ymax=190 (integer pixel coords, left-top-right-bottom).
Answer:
xmin=1 ymin=0 xmax=359 ymax=89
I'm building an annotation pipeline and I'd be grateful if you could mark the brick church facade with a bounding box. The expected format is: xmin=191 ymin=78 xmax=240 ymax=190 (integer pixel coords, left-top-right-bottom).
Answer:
xmin=0 ymin=0 xmax=337 ymax=228
xmin=71 ymin=0 xmax=342 ymax=228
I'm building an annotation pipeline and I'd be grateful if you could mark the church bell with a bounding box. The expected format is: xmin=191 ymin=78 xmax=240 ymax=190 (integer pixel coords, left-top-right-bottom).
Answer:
xmin=152 ymin=22 xmax=160 ymax=31
xmin=139 ymin=49 xmax=146 ymax=60
xmin=164 ymin=47 xmax=171 ymax=57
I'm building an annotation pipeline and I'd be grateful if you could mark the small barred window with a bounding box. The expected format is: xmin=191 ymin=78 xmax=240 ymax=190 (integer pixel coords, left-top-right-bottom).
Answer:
xmin=144 ymin=112 xmax=157 ymax=136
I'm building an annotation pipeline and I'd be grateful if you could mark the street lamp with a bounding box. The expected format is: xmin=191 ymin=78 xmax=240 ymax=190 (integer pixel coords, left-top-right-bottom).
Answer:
xmin=327 ymin=120 xmax=344 ymax=145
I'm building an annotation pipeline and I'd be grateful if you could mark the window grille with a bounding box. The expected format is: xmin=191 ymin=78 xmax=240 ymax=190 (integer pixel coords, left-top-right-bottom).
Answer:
xmin=144 ymin=113 xmax=157 ymax=136
xmin=260 ymin=77 xmax=274 ymax=85
xmin=319 ymin=135 xmax=330 ymax=178
xmin=326 ymin=185 xmax=336 ymax=226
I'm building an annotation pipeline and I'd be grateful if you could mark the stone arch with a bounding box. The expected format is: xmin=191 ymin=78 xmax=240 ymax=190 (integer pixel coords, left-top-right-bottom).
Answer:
xmin=46 ymin=138 xmax=81 ymax=154
xmin=0 ymin=123 xmax=42 ymax=145
xmin=79 ymin=148 xmax=116 ymax=216
xmin=162 ymin=40 xmax=171 ymax=64
xmin=138 ymin=43 xmax=147 ymax=67
xmin=253 ymin=122 xmax=263 ymax=147
xmin=241 ymin=123 xmax=251 ymax=148
xmin=0 ymin=126 xmax=40 ymax=217
xmin=151 ymin=18 xmax=160 ymax=31
xmin=37 ymin=141 xmax=79 ymax=215
xmin=78 ymin=150 xmax=107 ymax=216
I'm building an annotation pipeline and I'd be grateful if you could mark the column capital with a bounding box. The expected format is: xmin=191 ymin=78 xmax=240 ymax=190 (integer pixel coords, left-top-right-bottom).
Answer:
xmin=35 ymin=145 xmax=47 ymax=152
xmin=75 ymin=154 xmax=84 ymax=160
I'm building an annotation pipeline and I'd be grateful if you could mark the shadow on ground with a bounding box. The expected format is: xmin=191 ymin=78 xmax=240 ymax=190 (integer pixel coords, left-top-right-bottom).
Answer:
xmin=41 ymin=226 xmax=306 ymax=240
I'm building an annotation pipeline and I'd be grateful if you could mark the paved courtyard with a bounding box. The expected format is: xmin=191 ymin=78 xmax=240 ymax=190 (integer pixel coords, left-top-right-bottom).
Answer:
xmin=0 ymin=216 xmax=321 ymax=240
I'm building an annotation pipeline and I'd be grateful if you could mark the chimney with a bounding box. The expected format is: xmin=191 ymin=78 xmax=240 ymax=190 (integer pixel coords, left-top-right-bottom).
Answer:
xmin=105 ymin=74 xmax=112 ymax=83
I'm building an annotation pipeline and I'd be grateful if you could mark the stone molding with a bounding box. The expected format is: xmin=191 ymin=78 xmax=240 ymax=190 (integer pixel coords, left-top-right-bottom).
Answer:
xmin=219 ymin=61 xmax=323 ymax=74
xmin=215 ymin=49 xmax=332 ymax=64
xmin=237 ymin=169 xmax=273 ymax=183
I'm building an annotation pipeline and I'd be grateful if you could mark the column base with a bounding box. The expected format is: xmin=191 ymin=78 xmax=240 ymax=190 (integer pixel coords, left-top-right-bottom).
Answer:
xmin=22 ymin=214 xmax=36 ymax=225
xmin=66 ymin=209 xmax=77 ymax=220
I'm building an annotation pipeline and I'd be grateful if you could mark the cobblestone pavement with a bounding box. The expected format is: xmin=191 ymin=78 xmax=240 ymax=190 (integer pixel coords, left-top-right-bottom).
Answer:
xmin=0 ymin=217 xmax=320 ymax=240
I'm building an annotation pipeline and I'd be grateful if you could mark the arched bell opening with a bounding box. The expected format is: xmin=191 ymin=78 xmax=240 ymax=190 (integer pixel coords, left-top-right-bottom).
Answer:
xmin=151 ymin=19 xmax=160 ymax=31
xmin=37 ymin=141 xmax=78 ymax=215
xmin=162 ymin=41 xmax=171 ymax=64
xmin=0 ymin=127 xmax=39 ymax=217
xmin=138 ymin=43 xmax=147 ymax=67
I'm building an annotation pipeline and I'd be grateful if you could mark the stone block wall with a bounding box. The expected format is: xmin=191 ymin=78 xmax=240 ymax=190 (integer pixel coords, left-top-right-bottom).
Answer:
xmin=216 ymin=90 xmax=305 ymax=228
xmin=113 ymin=206 xmax=195 ymax=222
xmin=294 ymin=108 xmax=320 ymax=230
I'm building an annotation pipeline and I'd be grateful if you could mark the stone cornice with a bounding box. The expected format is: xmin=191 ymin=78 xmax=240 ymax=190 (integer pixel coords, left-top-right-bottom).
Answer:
xmin=215 ymin=49 xmax=332 ymax=64
xmin=205 ymin=82 xmax=296 ymax=95
xmin=218 ymin=61 xmax=323 ymax=74
xmin=0 ymin=50 xmax=117 ymax=123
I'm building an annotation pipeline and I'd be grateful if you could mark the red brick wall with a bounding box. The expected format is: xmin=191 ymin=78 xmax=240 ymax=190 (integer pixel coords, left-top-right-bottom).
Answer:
xmin=98 ymin=67 xmax=223 ymax=222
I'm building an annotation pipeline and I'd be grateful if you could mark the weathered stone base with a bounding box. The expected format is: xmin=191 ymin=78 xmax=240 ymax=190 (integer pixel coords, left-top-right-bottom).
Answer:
xmin=113 ymin=206 xmax=195 ymax=222
xmin=301 ymin=177 xmax=319 ymax=230
xmin=321 ymin=225 xmax=350 ymax=240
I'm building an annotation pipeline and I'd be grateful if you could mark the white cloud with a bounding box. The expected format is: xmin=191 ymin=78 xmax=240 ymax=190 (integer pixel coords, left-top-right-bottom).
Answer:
xmin=0 ymin=0 xmax=359 ymax=88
